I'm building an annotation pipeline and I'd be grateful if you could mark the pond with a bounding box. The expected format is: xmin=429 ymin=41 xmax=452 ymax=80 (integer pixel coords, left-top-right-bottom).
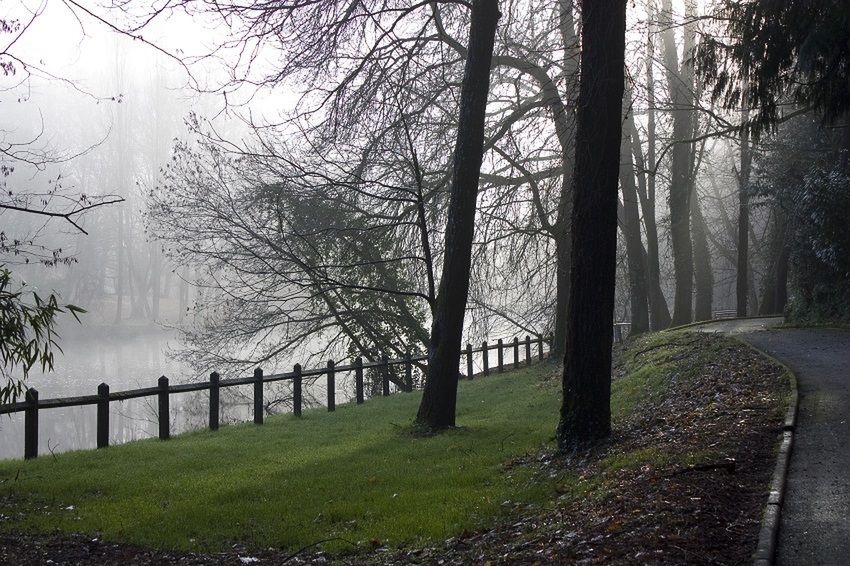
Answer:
xmin=1 ymin=329 xmax=195 ymax=460
xmin=0 ymin=327 xmax=376 ymax=460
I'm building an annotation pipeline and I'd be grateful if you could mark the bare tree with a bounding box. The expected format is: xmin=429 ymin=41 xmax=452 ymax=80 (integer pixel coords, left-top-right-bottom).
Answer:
xmin=117 ymin=0 xmax=577 ymax=367
xmin=619 ymin=94 xmax=649 ymax=335
xmin=1 ymin=5 xmax=123 ymax=266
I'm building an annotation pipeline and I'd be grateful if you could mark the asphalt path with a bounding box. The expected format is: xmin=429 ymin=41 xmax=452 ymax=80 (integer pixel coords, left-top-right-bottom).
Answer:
xmin=698 ymin=318 xmax=850 ymax=565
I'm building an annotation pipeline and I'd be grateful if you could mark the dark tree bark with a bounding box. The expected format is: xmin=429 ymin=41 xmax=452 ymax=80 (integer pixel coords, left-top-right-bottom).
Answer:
xmin=415 ymin=0 xmax=500 ymax=430
xmin=775 ymin=242 xmax=790 ymax=312
xmin=629 ymin=114 xmax=671 ymax=330
xmin=553 ymin=224 xmax=571 ymax=357
xmin=736 ymin=127 xmax=752 ymax=317
xmin=550 ymin=2 xmax=580 ymax=361
xmin=758 ymin=208 xmax=789 ymax=315
xmin=691 ymin=193 xmax=714 ymax=321
xmin=557 ymin=0 xmax=627 ymax=452
xmin=619 ymin=105 xmax=649 ymax=335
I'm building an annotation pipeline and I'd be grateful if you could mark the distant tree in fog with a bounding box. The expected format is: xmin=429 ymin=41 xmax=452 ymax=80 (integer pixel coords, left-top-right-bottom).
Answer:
xmin=696 ymin=0 xmax=850 ymax=322
xmin=1 ymin=6 xmax=122 ymax=266
xmin=150 ymin=120 xmax=433 ymax=380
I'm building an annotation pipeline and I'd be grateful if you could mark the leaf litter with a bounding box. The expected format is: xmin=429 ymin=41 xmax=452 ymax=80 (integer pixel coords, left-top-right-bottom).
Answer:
xmin=0 ymin=332 xmax=789 ymax=565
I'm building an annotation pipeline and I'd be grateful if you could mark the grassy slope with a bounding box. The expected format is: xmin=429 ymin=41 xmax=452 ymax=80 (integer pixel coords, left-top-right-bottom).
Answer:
xmin=0 ymin=364 xmax=563 ymax=553
xmin=0 ymin=330 xmax=790 ymax=558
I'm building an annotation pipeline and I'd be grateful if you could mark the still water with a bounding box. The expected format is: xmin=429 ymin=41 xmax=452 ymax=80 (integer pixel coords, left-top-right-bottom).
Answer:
xmin=1 ymin=329 xmax=195 ymax=460
xmin=0 ymin=328 xmax=366 ymax=461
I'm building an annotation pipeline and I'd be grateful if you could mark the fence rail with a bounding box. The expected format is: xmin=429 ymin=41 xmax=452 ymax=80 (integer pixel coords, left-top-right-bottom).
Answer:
xmin=2 ymin=334 xmax=552 ymax=460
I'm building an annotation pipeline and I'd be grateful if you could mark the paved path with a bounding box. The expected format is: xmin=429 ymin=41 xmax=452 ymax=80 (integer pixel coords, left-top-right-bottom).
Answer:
xmin=698 ymin=319 xmax=850 ymax=565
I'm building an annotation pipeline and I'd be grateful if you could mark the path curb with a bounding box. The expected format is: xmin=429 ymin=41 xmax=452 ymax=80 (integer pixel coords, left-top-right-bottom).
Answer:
xmin=754 ymin=381 xmax=798 ymax=566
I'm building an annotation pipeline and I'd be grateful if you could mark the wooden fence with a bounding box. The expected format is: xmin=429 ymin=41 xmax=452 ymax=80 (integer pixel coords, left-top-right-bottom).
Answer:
xmin=1 ymin=334 xmax=552 ymax=460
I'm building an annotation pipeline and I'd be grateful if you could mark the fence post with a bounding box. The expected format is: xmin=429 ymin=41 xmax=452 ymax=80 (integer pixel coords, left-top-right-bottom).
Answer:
xmin=158 ymin=376 xmax=170 ymax=441
xmin=381 ymin=354 xmax=390 ymax=396
xmin=209 ymin=372 xmax=220 ymax=431
xmin=525 ymin=335 xmax=532 ymax=366
xmin=24 ymin=388 xmax=38 ymax=459
xmin=513 ymin=337 xmax=520 ymax=369
xmin=466 ymin=343 xmax=474 ymax=380
xmin=538 ymin=334 xmax=544 ymax=361
xmin=482 ymin=341 xmax=489 ymax=376
xmin=327 ymin=360 xmax=336 ymax=412
xmin=293 ymin=364 xmax=302 ymax=417
xmin=253 ymin=368 xmax=264 ymax=425
xmin=97 ymin=383 xmax=109 ymax=449
xmin=405 ymin=352 xmax=413 ymax=391
xmin=497 ymin=339 xmax=505 ymax=373
xmin=355 ymin=357 xmax=364 ymax=404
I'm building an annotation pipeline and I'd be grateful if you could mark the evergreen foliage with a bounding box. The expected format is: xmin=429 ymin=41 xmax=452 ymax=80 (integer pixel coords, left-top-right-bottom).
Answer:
xmin=697 ymin=0 xmax=850 ymax=136
xmin=750 ymin=115 xmax=850 ymax=323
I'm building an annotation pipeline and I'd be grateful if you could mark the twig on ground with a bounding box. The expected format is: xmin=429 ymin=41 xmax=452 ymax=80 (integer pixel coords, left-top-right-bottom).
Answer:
xmin=673 ymin=458 xmax=737 ymax=475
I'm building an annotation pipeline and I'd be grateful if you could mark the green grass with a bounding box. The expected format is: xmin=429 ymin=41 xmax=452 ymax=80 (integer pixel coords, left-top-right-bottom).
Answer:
xmin=0 ymin=365 xmax=565 ymax=554
xmin=0 ymin=331 xmax=782 ymax=556
xmin=609 ymin=331 xmax=688 ymax=421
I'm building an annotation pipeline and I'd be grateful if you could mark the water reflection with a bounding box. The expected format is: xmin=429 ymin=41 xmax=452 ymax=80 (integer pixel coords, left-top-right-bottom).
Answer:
xmin=0 ymin=329 xmax=197 ymax=459
xmin=0 ymin=328 xmax=368 ymax=460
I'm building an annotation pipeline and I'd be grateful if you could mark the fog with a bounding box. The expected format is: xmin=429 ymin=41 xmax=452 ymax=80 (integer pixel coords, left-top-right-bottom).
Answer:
xmin=2 ymin=0 xmax=818 ymax=457
xmin=0 ymin=331 xmax=191 ymax=459
xmin=0 ymin=328 xmax=365 ymax=460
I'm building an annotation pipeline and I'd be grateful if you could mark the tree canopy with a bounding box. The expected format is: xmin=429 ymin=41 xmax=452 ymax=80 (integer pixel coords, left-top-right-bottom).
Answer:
xmin=698 ymin=0 xmax=850 ymax=136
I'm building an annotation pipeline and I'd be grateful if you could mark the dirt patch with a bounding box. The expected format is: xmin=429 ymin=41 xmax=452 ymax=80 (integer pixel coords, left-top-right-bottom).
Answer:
xmin=0 ymin=332 xmax=789 ymax=565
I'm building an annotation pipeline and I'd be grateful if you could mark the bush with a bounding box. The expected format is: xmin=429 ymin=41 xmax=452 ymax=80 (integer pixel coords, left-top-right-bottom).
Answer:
xmin=0 ymin=266 xmax=84 ymax=403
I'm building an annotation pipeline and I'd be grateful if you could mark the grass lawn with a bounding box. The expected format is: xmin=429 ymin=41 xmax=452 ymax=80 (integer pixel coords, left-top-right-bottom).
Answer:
xmin=1 ymin=330 xmax=780 ymax=559
xmin=0 ymin=363 xmax=565 ymax=554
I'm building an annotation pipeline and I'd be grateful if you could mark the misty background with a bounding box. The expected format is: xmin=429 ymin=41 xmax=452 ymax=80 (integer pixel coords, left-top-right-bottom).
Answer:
xmin=3 ymin=0 xmax=840 ymax=457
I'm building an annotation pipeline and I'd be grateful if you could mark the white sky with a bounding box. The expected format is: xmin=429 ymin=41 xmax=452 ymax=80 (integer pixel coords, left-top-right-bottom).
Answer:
xmin=1 ymin=0 xmax=710 ymax=171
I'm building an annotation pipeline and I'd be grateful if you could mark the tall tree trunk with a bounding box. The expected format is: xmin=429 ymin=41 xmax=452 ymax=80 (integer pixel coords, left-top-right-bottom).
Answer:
xmin=549 ymin=2 xmax=580 ymax=360
xmin=758 ymin=262 xmax=777 ymax=315
xmin=416 ymin=0 xmax=499 ymax=430
xmin=775 ymin=241 xmax=790 ymax=313
xmin=663 ymin=0 xmax=696 ymax=327
xmin=553 ymin=226 xmax=570 ymax=357
xmin=736 ymin=126 xmax=752 ymax=317
xmin=114 ymin=208 xmax=125 ymax=325
xmin=688 ymin=131 xmax=712 ymax=322
xmin=748 ymin=261 xmax=759 ymax=313
xmin=630 ymin=115 xmax=671 ymax=331
xmin=691 ymin=193 xmax=713 ymax=321
xmin=758 ymin=208 xmax=789 ymax=315
xmin=620 ymin=103 xmax=649 ymax=334
xmin=557 ymin=0 xmax=627 ymax=452
xmin=637 ymin=9 xmax=671 ymax=331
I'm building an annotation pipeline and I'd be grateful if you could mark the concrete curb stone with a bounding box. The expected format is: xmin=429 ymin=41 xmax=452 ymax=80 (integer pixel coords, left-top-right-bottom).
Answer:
xmin=754 ymin=384 xmax=799 ymax=566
